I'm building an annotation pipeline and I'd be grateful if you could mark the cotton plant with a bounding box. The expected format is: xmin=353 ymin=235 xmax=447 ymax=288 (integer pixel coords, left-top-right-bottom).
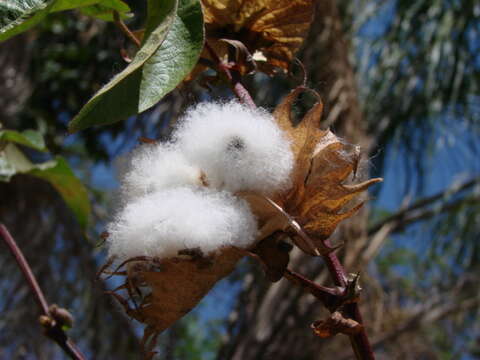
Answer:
xmin=101 ymin=96 xmax=380 ymax=354
xmin=107 ymin=187 xmax=257 ymax=261
xmin=174 ymin=101 xmax=294 ymax=194
xmin=81 ymin=0 xmax=381 ymax=354
xmin=107 ymin=100 xmax=294 ymax=262
xmin=117 ymin=144 xmax=204 ymax=203
xmin=102 ymin=101 xmax=293 ymax=348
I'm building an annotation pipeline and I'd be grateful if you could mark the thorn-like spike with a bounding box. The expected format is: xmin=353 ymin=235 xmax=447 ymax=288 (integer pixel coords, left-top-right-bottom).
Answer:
xmin=105 ymin=256 xmax=156 ymax=280
xmin=105 ymin=291 xmax=133 ymax=315
xmin=96 ymin=257 xmax=115 ymax=280
xmin=342 ymin=178 xmax=383 ymax=193
xmin=112 ymin=283 xmax=129 ymax=293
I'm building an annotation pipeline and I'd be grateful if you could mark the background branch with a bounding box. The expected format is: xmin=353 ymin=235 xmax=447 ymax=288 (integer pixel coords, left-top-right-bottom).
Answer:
xmin=368 ymin=176 xmax=480 ymax=236
xmin=360 ymin=177 xmax=480 ymax=265
xmin=0 ymin=224 xmax=86 ymax=360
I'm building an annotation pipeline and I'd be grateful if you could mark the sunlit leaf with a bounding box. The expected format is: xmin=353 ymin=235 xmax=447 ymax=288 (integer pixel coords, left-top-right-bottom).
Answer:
xmin=0 ymin=0 xmax=130 ymax=41
xmin=50 ymin=0 xmax=100 ymax=12
xmin=0 ymin=0 xmax=54 ymax=42
xmin=0 ymin=129 xmax=46 ymax=151
xmin=69 ymin=0 xmax=204 ymax=132
xmin=0 ymin=143 xmax=36 ymax=181
xmin=138 ymin=0 xmax=204 ymax=112
xmin=67 ymin=0 xmax=178 ymax=132
xmin=79 ymin=0 xmax=131 ymax=21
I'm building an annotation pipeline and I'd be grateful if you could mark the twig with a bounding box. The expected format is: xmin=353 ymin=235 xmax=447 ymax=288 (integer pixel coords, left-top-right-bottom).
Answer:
xmin=337 ymin=295 xmax=480 ymax=360
xmin=342 ymin=301 xmax=375 ymax=360
xmin=368 ymin=176 xmax=480 ymax=235
xmin=113 ymin=11 xmax=141 ymax=48
xmin=0 ymin=224 xmax=86 ymax=360
xmin=321 ymin=241 xmax=375 ymax=359
xmin=204 ymin=42 xmax=256 ymax=109
xmin=284 ymin=269 xmax=344 ymax=311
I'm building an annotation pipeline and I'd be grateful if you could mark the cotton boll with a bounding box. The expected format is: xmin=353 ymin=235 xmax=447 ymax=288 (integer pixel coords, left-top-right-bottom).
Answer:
xmin=174 ymin=101 xmax=294 ymax=194
xmin=107 ymin=187 xmax=258 ymax=261
xmin=119 ymin=143 xmax=203 ymax=203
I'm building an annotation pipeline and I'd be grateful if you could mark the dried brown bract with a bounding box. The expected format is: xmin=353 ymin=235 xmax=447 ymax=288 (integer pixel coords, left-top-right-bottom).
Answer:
xmin=102 ymin=247 xmax=243 ymax=358
xmin=312 ymin=311 xmax=363 ymax=338
xmin=199 ymin=0 xmax=315 ymax=75
xmin=240 ymin=87 xmax=382 ymax=257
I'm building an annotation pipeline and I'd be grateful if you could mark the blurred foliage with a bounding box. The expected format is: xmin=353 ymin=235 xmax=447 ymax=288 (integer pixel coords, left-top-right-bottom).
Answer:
xmin=355 ymin=0 xmax=480 ymax=184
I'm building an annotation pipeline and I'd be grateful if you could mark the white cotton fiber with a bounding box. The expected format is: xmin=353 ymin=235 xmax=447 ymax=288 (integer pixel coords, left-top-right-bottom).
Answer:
xmin=174 ymin=101 xmax=294 ymax=194
xmin=118 ymin=143 xmax=202 ymax=203
xmin=107 ymin=187 xmax=258 ymax=261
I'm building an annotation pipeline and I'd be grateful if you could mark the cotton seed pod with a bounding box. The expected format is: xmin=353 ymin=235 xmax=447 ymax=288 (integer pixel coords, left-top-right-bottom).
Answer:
xmin=239 ymin=87 xmax=382 ymax=256
xmin=101 ymin=89 xmax=381 ymax=354
xmin=117 ymin=143 xmax=204 ymax=203
xmin=174 ymin=101 xmax=294 ymax=194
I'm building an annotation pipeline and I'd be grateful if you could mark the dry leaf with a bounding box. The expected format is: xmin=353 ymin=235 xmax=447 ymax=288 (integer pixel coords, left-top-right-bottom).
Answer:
xmin=311 ymin=311 xmax=363 ymax=338
xmin=200 ymin=0 xmax=315 ymax=74
xmin=239 ymin=87 xmax=382 ymax=256
xmin=102 ymin=247 xmax=244 ymax=353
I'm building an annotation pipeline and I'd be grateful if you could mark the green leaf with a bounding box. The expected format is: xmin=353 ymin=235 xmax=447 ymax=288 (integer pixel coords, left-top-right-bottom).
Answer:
xmin=0 ymin=0 xmax=55 ymax=42
xmin=68 ymin=0 xmax=204 ymax=133
xmin=0 ymin=143 xmax=36 ymax=181
xmin=0 ymin=129 xmax=47 ymax=151
xmin=0 ymin=0 xmax=130 ymax=42
xmin=139 ymin=0 xmax=204 ymax=112
xmin=0 ymin=0 xmax=46 ymax=29
xmin=0 ymin=144 xmax=90 ymax=229
xmin=30 ymin=157 xmax=90 ymax=229
xmin=50 ymin=0 xmax=101 ymax=12
xmin=79 ymin=0 xmax=131 ymax=21
xmin=68 ymin=0 xmax=178 ymax=133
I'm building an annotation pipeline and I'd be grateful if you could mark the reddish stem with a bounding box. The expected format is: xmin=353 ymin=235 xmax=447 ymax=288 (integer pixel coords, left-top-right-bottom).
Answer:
xmin=204 ymin=42 xmax=256 ymax=109
xmin=284 ymin=269 xmax=343 ymax=311
xmin=322 ymin=240 xmax=375 ymax=359
xmin=343 ymin=303 xmax=375 ymax=360
xmin=0 ymin=224 xmax=86 ymax=360
xmin=113 ymin=11 xmax=141 ymax=48
xmin=324 ymin=252 xmax=348 ymax=287
xmin=0 ymin=224 xmax=50 ymax=314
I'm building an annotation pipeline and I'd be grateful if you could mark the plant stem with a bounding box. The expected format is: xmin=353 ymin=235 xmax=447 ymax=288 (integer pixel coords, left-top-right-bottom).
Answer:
xmin=322 ymin=242 xmax=375 ymax=359
xmin=113 ymin=11 xmax=141 ymax=48
xmin=0 ymin=224 xmax=86 ymax=360
xmin=204 ymin=42 xmax=256 ymax=109
xmin=284 ymin=269 xmax=343 ymax=311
